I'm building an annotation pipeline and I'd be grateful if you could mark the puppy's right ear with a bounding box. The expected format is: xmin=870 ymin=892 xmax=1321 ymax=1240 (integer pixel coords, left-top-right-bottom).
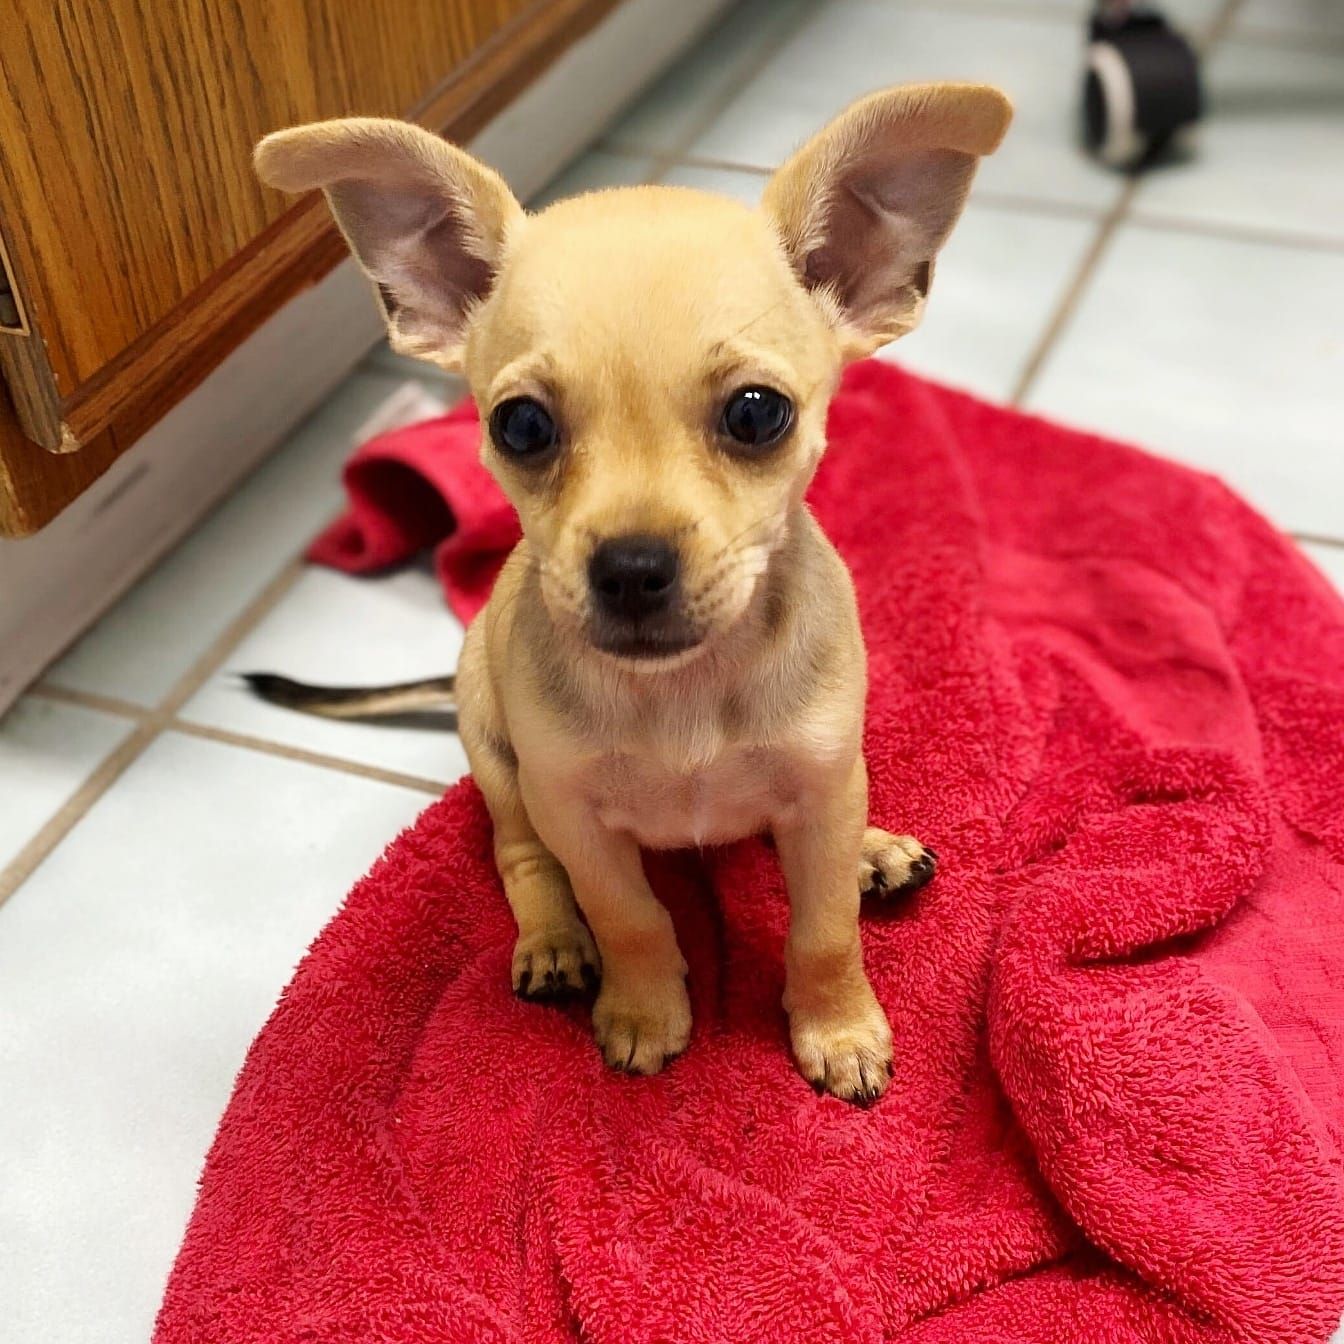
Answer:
xmin=255 ymin=118 xmax=523 ymax=367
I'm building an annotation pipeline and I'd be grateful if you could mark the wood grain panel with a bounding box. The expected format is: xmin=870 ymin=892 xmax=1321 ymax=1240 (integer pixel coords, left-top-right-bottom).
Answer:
xmin=0 ymin=0 xmax=622 ymax=533
xmin=0 ymin=0 xmax=538 ymax=388
xmin=0 ymin=402 xmax=122 ymax=538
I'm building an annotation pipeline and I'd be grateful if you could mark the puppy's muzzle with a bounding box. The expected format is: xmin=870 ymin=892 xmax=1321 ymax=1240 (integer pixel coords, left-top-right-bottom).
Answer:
xmin=586 ymin=534 xmax=697 ymax=660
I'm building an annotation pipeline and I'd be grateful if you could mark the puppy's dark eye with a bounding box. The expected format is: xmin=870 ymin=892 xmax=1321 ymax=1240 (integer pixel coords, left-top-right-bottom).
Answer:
xmin=490 ymin=397 xmax=558 ymax=460
xmin=721 ymin=386 xmax=793 ymax=450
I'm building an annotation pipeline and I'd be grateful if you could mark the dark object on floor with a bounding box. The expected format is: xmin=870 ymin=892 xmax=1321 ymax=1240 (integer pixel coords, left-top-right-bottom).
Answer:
xmin=240 ymin=671 xmax=456 ymax=724
xmin=157 ymin=360 xmax=1344 ymax=1344
xmin=1084 ymin=1 xmax=1203 ymax=168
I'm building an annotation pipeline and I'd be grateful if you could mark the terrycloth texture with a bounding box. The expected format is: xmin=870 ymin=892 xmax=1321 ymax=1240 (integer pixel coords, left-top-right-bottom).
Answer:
xmin=159 ymin=361 xmax=1344 ymax=1343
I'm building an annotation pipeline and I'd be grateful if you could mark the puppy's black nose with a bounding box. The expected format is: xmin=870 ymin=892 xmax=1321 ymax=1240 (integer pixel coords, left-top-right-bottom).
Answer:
xmin=588 ymin=535 xmax=679 ymax=621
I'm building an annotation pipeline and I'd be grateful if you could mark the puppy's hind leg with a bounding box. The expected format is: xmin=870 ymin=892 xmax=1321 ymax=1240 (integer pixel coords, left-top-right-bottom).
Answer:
xmin=858 ymin=827 xmax=937 ymax=899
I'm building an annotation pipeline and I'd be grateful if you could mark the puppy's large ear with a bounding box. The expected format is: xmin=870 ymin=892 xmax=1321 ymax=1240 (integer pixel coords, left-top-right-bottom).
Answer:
xmin=254 ymin=118 xmax=523 ymax=366
xmin=763 ymin=83 xmax=1012 ymax=359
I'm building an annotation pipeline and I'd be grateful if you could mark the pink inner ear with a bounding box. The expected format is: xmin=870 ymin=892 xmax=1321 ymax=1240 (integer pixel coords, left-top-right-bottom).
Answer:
xmin=391 ymin=209 xmax=495 ymax=340
xmin=329 ymin=180 xmax=498 ymax=351
xmin=862 ymin=147 xmax=966 ymax=218
xmin=803 ymin=146 xmax=975 ymax=331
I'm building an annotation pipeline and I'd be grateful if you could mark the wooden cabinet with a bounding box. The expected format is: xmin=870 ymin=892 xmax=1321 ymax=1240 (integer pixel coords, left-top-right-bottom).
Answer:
xmin=0 ymin=0 xmax=621 ymax=535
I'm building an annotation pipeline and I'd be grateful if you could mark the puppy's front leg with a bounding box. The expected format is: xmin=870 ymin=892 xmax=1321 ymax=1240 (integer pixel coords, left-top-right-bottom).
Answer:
xmin=527 ymin=795 xmax=690 ymax=1075
xmin=465 ymin=740 xmax=600 ymax=1000
xmin=776 ymin=758 xmax=892 ymax=1104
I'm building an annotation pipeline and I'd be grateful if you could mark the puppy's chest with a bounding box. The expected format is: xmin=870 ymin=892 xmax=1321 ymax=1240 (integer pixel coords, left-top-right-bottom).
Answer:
xmin=586 ymin=735 xmax=800 ymax=850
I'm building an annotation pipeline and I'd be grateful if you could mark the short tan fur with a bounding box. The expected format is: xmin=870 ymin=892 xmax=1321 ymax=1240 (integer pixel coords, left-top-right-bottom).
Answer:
xmin=254 ymin=82 xmax=1011 ymax=1102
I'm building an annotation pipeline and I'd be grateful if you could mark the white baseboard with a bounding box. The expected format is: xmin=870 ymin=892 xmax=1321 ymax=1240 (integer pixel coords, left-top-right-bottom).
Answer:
xmin=0 ymin=0 xmax=734 ymax=715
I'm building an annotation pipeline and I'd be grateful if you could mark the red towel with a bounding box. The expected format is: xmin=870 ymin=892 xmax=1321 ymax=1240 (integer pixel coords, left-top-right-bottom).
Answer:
xmin=159 ymin=361 xmax=1344 ymax=1343
xmin=308 ymin=395 xmax=517 ymax=623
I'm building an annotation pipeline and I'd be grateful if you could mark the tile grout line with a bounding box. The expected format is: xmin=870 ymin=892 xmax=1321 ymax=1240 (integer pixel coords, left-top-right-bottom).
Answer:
xmin=1007 ymin=180 xmax=1139 ymax=408
xmin=0 ymin=557 xmax=310 ymax=909
xmin=638 ymin=0 xmax=824 ymax=187
xmin=28 ymin=682 xmax=152 ymax=721
xmin=1125 ymin=208 xmax=1344 ymax=258
xmin=1009 ymin=0 xmax=1246 ymax=407
xmin=28 ymin=681 xmax=453 ymax=796
xmin=0 ymin=721 xmax=163 ymax=909
xmin=167 ymin=719 xmax=451 ymax=796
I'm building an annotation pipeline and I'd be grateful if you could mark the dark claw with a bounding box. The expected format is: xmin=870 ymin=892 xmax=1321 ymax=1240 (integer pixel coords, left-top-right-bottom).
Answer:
xmin=886 ymin=1060 xmax=894 ymax=1078
xmin=871 ymin=868 xmax=888 ymax=890
xmin=810 ymin=1077 xmax=826 ymax=1096
xmin=518 ymin=963 xmax=588 ymax=1003
xmin=923 ymin=847 xmax=939 ymax=862
xmin=580 ymin=963 xmax=600 ymax=991
xmin=894 ymin=852 xmax=937 ymax=896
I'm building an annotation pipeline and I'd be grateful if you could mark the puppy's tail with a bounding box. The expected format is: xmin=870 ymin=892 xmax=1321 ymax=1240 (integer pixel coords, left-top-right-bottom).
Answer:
xmin=240 ymin=672 xmax=456 ymax=721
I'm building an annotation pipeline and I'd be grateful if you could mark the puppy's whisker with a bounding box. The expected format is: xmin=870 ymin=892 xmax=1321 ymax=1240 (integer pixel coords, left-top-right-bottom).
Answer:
xmin=704 ymin=508 xmax=782 ymax=572
xmin=695 ymin=540 xmax=769 ymax=599
xmin=689 ymin=537 xmax=776 ymax=618
xmin=537 ymin=559 xmax=591 ymax=626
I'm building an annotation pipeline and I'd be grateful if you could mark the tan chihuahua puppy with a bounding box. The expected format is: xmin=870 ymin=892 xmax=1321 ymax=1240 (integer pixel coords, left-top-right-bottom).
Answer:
xmin=253 ymin=83 xmax=1011 ymax=1104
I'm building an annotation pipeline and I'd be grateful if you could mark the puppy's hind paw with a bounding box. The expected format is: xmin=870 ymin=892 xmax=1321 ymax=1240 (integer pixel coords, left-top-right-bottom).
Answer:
xmin=513 ymin=923 xmax=600 ymax=1001
xmin=859 ymin=827 xmax=937 ymax=899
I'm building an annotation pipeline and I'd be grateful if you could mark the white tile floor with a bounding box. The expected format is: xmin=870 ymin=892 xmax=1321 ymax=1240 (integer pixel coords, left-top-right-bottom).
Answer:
xmin=3 ymin=2 xmax=1343 ymax=1340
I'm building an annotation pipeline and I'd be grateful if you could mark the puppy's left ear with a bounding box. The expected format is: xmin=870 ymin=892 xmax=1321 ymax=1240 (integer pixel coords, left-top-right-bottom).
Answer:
xmin=763 ymin=83 xmax=1012 ymax=359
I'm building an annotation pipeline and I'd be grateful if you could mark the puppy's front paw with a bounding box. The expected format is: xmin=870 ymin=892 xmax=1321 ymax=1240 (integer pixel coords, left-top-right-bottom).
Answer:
xmin=513 ymin=922 xmax=600 ymax=1000
xmin=859 ymin=827 xmax=936 ymax=899
xmin=791 ymin=995 xmax=893 ymax=1106
xmin=592 ymin=973 xmax=691 ymax=1075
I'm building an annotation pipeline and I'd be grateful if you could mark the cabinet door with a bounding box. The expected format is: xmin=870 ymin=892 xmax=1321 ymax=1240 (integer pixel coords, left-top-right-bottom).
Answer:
xmin=0 ymin=0 xmax=619 ymax=534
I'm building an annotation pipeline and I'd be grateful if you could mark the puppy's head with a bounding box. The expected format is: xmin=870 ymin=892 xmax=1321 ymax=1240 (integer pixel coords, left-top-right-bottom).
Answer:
xmin=256 ymin=84 xmax=1010 ymax=666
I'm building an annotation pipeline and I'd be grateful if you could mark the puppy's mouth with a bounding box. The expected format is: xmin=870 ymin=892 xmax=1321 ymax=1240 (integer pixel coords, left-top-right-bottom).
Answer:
xmin=590 ymin=627 xmax=703 ymax=663
xmin=586 ymin=600 xmax=706 ymax=663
